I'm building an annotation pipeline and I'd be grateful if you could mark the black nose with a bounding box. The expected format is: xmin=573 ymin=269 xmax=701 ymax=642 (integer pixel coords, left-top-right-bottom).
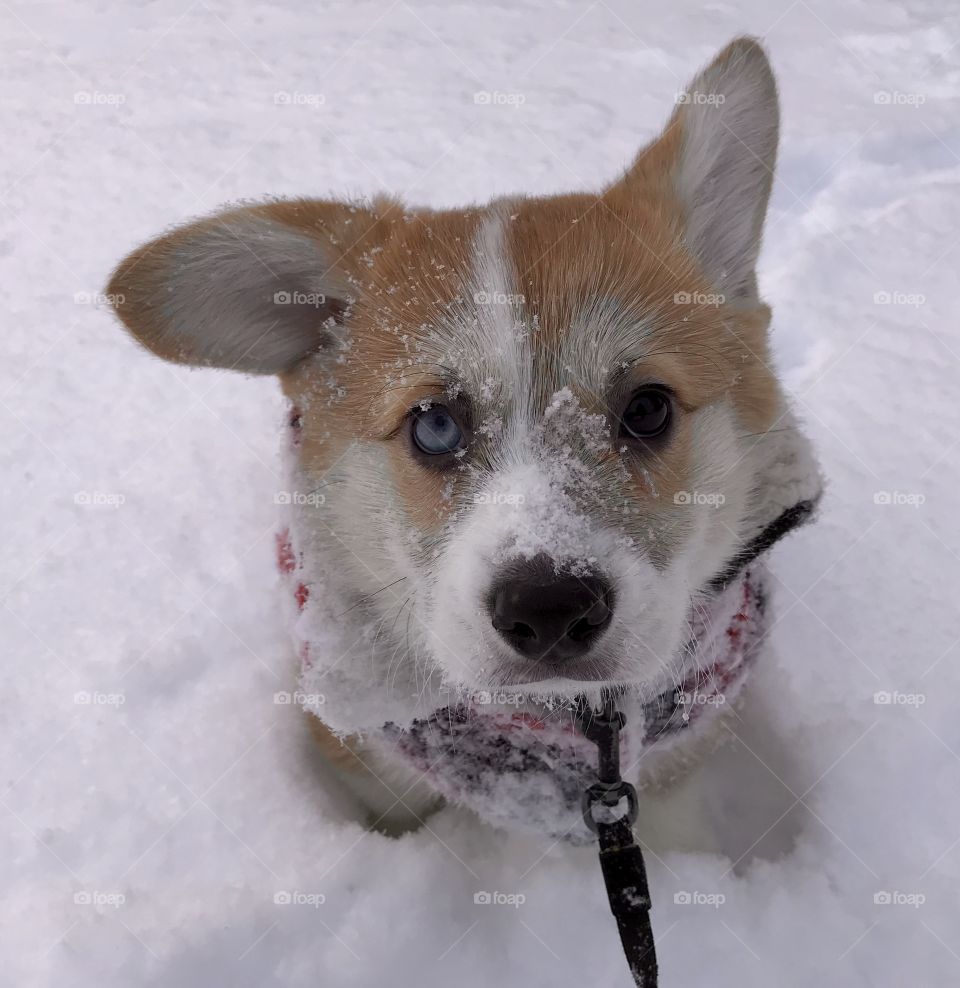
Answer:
xmin=488 ymin=562 xmax=614 ymax=662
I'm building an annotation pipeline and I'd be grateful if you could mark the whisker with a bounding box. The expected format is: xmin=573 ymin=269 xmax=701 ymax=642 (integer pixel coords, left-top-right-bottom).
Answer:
xmin=334 ymin=577 xmax=408 ymax=618
xmin=736 ymin=427 xmax=795 ymax=439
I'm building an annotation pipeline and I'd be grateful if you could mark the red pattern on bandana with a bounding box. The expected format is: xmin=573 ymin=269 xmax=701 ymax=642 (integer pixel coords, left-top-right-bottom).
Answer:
xmin=275 ymin=529 xmax=296 ymax=574
xmin=278 ymin=528 xmax=310 ymax=611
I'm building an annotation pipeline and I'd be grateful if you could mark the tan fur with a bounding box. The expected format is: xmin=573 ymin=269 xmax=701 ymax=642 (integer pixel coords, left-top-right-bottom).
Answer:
xmin=278 ymin=205 xmax=484 ymax=533
xmin=305 ymin=711 xmax=366 ymax=772
xmin=276 ymin=171 xmax=778 ymax=544
xmin=500 ymin=189 xmax=777 ymax=514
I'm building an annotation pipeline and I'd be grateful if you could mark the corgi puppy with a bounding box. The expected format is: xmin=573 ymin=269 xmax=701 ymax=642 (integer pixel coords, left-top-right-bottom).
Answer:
xmin=109 ymin=38 xmax=820 ymax=848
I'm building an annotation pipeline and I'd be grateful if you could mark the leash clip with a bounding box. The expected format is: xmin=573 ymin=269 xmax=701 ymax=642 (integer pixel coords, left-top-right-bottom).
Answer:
xmin=576 ymin=694 xmax=639 ymax=833
xmin=582 ymin=779 xmax=639 ymax=833
xmin=576 ymin=691 xmax=658 ymax=987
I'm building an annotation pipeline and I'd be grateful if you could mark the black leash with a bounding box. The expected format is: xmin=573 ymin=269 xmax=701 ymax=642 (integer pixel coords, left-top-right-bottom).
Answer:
xmin=564 ymin=503 xmax=824 ymax=983
xmin=576 ymin=694 xmax=658 ymax=988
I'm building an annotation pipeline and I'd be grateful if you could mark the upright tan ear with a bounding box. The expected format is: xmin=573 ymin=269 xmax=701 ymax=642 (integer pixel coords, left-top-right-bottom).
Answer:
xmin=615 ymin=38 xmax=779 ymax=303
xmin=107 ymin=199 xmax=384 ymax=374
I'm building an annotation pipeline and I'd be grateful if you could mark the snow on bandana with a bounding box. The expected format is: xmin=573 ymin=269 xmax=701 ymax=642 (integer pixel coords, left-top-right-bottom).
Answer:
xmin=278 ymin=404 xmax=821 ymax=843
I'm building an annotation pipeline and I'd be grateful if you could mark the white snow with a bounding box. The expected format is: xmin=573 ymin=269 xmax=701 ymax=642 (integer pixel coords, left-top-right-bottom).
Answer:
xmin=3 ymin=1 xmax=960 ymax=985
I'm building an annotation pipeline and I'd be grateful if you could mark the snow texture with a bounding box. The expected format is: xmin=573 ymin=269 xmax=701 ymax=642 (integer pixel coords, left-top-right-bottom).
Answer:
xmin=3 ymin=2 xmax=960 ymax=986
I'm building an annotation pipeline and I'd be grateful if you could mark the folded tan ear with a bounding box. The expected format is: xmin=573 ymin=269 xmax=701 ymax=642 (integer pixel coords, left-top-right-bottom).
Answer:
xmin=107 ymin=199 xmax=383 ymax=374
xmin=613 ymin=38 xmax=779 ymax=303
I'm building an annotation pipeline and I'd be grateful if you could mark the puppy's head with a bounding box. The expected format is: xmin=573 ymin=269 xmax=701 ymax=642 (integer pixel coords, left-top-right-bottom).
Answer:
xmin=110 ymin=39 xmax=789 ymax=701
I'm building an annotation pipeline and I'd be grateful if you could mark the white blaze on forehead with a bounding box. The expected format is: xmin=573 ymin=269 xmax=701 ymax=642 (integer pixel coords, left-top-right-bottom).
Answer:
xmin=462 ymin=208 xmax=531 ymax=429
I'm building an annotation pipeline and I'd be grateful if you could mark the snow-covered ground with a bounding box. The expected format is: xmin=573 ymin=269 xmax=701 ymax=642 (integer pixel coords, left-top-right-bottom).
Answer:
xmin=3 ymin=1 xmax=960 ymax=985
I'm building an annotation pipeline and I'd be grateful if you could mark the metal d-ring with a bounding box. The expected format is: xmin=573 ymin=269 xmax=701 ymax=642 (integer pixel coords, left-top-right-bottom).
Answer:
xmin=582 ymin=779 xmax=640 ymax=833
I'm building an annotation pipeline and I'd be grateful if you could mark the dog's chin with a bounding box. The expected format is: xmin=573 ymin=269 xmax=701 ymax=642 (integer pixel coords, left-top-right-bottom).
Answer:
xmin=493 ymin=663 xmax=621 ymax=690
xmin=447 ymin=656 xmax=677 ymax=711
xmin=475 ymin=671 xmax=666 ymax=708
xmin=445 ymin=626 xmax=684 ymax=704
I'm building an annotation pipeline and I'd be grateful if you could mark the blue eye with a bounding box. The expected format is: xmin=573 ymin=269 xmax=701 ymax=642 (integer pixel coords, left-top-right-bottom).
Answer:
xmin=411 ymin=405 xmax=464 ymax=455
